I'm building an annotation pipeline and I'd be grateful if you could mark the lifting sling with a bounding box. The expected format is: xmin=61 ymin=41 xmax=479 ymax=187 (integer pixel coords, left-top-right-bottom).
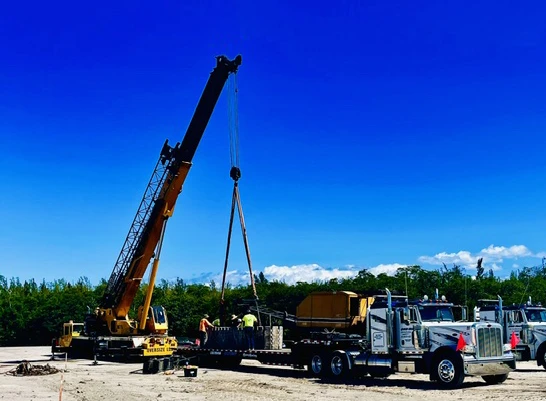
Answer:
xmin=220 ymin=74 xmax=261 ymax=325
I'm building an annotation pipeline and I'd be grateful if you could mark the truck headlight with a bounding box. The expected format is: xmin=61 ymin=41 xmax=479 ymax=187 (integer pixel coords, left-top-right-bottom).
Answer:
xmin=503 ymin=344 xmax=512 ymax=352
xmin=463 ymin=345 xmax=476 ymax=354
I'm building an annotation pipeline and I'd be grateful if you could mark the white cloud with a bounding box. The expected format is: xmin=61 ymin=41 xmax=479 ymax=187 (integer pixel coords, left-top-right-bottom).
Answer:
xmin=185 ymin=262 xmax=409 ymax=286
xmin=418 ymin=244 xmax=545 ymax=270
xmin=186 ymin=269 xmax=251 ymax=287
xmin=479 ymin=245 xmax=532 ymax=259
xmin=418 ymin=251 xmax=477 ymax=266
xmin=262 ymin=262 xmax=409 ymax=283
xmin=184 ymin=245 xmax=543 ymax=286
xmin=263 ymin=264 xmax=357 ymax=285
xmin=490 ymin=263 xmax=502 ymax=271
xmin=368 ymin=263 xmax=406 ymax=276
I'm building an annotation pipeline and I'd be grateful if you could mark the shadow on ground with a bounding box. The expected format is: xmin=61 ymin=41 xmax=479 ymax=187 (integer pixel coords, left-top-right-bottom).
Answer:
xmin=212 ymin=363 xmax=489 ymax=390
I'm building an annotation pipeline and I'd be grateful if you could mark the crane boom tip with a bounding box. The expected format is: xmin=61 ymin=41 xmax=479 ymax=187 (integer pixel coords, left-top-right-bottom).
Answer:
xmin=216 ymin=54 xmax=242 ymax=73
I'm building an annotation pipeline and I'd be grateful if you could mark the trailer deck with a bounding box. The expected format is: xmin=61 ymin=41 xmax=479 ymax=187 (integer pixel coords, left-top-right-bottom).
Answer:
xmin=177 ymin=346 xmax=295 ymax=366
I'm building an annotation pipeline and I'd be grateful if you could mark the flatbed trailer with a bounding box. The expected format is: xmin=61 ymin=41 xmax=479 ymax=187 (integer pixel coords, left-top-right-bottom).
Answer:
xmin=178 ymin=347 xmax=295 ymax=366
xmin=176 ymin=335 xmax=369 ymax=373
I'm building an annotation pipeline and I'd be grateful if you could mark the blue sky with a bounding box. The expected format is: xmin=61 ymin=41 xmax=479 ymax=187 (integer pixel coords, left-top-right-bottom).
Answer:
xmin=1 ymin=1 xmax=545 ymax=286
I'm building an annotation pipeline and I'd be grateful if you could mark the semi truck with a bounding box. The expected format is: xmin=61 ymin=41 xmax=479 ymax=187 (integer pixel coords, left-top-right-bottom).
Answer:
xmin=474 ymin=296 xmax=546 ymax=369
xmin=51 ymin=54 xmax=242 ymax=360
xmin=177 ymin=289 xmax=516 ymax=388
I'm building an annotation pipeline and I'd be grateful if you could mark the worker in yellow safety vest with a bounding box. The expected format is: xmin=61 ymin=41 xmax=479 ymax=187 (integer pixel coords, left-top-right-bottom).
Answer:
xmin=242 ymin=309 xmax=258 ymax=350
xmin=199 ymin=314 xmax=214 ymax=347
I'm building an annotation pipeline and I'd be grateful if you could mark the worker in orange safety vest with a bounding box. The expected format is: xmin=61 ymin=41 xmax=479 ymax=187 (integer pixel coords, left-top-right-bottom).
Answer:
xmin=199 ymin=314 xmax=214 ymax=347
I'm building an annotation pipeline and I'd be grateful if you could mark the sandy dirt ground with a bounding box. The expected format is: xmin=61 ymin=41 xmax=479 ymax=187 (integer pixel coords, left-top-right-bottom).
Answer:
xmin=1 ymin=346 xmax=546 ymax=400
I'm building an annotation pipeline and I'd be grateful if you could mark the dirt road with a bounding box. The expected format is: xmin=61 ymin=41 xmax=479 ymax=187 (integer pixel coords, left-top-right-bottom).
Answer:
xmin=1 ymin=347 xmax=545 ymax=400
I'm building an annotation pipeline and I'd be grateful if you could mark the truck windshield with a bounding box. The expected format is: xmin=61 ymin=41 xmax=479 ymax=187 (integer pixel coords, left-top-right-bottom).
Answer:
xmin=525 ymin=309 xmax=546 ymax=322
xmin=419 ymin=306 xmax=454 ymax=322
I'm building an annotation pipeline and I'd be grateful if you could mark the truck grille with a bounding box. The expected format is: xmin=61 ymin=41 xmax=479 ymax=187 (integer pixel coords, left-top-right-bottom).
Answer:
xmin=477 ymin=326 xmax=503 ymax=358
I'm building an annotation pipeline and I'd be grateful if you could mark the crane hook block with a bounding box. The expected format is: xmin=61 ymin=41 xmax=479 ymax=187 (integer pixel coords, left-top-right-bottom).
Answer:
xmin=230 ymin=166 xmax=241 ymax=181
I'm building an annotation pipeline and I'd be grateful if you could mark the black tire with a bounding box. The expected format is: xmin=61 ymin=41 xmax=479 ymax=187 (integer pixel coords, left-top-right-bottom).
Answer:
xmin=327 ymin=352 xmax=349 ymax=379
xmin=434 ymin=353 xmax=464 ymax=388
xmin=482 ymin=374 xmax=509 ymax=385
xmin=539 ymin=347 xmax=546 ymax=371
xmin=307 ymin=353 xmax=325 ymax=377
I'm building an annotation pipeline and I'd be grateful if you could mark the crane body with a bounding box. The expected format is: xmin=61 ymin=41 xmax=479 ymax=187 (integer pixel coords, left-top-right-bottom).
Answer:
xmin=52 ymin=55 xmax=242 ymax=359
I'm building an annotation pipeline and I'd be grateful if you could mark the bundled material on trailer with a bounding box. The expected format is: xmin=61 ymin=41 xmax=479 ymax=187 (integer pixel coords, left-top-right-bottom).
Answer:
xmin=203 ymin=326 xmax=283 ymax=350
xmin=175 ymin=289 xmax=516 ymax=389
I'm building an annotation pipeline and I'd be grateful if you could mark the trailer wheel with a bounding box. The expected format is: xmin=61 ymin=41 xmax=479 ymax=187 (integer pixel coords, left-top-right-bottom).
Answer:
xmin=482 ymin=374 xmax=508 ymax=385
xmin=434 ymin=353 xmax=464 ymax=388
xmin=308 ymin=354 xmax=324 ymax=377
xmin=327 ymin=352 xmax=348 ymax=379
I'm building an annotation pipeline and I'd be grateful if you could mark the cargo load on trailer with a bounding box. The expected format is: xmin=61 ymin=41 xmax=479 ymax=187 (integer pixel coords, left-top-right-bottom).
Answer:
xmin=296 ymin=291 xmax=373 ymax=332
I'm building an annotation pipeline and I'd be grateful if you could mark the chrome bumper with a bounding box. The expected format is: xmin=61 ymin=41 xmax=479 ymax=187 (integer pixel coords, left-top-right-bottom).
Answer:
xmin=463 ymin=355 xmax=516 ymax=376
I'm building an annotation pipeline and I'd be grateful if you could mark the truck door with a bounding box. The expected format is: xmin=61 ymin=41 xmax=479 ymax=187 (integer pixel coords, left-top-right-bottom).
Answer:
xmin=369 ymin=307 xmax=389 ymax=353
xmin=395 ymin=308 xmax=421 ymax=352
xmin=506 ymin=310 xmax=524 ymax=344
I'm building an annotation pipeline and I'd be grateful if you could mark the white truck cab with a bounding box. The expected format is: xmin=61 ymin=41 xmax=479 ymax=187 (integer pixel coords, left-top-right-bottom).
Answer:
xmin=475 ymin=296 xmax=546 ymax=368
xmin=361 ymin=289 xmax=516 ymax=388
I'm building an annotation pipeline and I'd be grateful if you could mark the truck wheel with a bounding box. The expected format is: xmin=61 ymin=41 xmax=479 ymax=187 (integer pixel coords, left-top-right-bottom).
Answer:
xmin=327 ymin=352 xmax=348 ymax=379
xmin=434 ymin=354 xmax=464 ymax=388
xmin=539 ymin=348 xmax=546 ymax=370
xmin=482 ymin=374 xmax=508 ymax=385
xmin=308 ymin=354 xmax=324 ymax=377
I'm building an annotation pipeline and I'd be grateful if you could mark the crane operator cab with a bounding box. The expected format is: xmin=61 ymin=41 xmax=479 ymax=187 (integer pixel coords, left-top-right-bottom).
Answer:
xmin=138 ymin=305 xmax=169 ymax=335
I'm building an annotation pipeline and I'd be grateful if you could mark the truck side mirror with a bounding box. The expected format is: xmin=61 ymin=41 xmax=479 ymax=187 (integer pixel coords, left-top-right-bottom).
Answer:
xmin=462 ymin=307 xmax=467 ymax=321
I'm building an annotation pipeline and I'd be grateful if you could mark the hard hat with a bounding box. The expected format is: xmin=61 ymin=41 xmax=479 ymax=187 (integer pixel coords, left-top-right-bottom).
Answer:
xmin=204 ymin=314 xmax=209 ymax=318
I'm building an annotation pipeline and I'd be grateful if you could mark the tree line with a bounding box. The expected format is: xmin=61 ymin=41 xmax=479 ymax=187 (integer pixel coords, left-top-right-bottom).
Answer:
xmin=1 ymin=261 xmax=545 ymax=346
